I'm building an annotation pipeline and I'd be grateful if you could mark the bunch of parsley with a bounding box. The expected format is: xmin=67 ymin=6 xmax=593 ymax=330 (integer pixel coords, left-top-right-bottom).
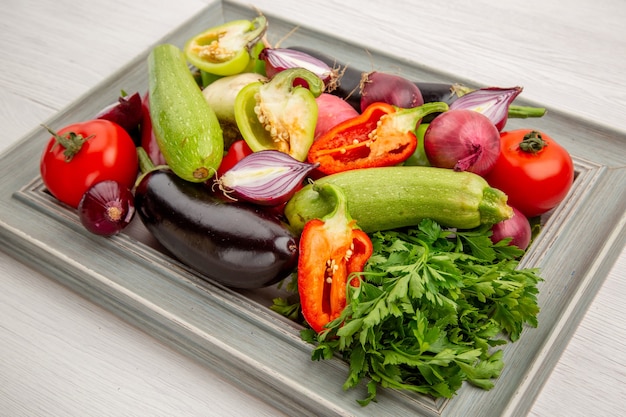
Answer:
xmin=300 ymin=219 xmax=542 ymax=405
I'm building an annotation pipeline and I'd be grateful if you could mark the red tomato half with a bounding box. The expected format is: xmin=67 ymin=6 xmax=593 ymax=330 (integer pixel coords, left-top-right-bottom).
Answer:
xmin=40 ymin=119 xmax=139 ymax=208
xmin=484 ymin=129 xmax=574 ymax=218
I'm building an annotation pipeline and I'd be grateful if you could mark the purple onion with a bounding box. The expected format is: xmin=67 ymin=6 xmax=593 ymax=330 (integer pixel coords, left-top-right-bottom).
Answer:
xmin=360 ymin=71 xmax=424 ymax=112
xmin=96 ymin=91 xmax=143 ymax=137
xmin=424 ymin=109 xmax=501 ymax=176
xmin=78 ymin=180 xmax=135 ymax=236
xmin=216 ymin=150 xmax=319 ymax=206
xmin=259 ymin=47 xmax=338 ymax=88
xmin=449 ymin=86 xmax=523 ymax=131
xmin=490 ymin=206 xmax=532 ymax=251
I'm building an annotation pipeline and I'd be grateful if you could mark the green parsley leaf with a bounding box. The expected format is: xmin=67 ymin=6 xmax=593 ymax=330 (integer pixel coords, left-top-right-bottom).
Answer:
xmin=269 ymin=297 xmax=301 ymax=321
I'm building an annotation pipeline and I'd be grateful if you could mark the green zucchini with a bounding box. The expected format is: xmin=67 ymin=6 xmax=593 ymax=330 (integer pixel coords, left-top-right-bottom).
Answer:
xmin=284 ymin=166 xmax=513 ymax=233
xmin=148 ymin=44 xmax=223 ymax=182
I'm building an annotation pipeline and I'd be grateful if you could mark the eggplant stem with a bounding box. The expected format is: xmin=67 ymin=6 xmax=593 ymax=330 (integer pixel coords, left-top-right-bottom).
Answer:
xmin=135 ymin=146 xmax=169 ymax=189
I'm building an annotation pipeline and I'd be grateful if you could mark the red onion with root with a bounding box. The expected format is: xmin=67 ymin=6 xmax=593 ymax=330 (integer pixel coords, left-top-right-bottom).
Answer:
xmin=423 ymin=109 xmax=500 ymax=176
xmin=259 ymin=47 xmax=339 ymax=90
xmin=490 ymin=206 xmax=532 ymax=251
xmin=96 ymin=91 xmax=143 ymax=138
xmin=216 ymin=150 xmax=319 ymax=206
xmin=449 ymin=86 xmax=523 ymax=131
xmin=78 ymin=180 xmax=135 ymax=236
xmin=359 ymin=71 xmax=424 ymax=112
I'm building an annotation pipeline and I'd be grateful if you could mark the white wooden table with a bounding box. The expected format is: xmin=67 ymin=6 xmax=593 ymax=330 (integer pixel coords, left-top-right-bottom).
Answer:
xmin=1 ymin=0 xmax=624 ymax=416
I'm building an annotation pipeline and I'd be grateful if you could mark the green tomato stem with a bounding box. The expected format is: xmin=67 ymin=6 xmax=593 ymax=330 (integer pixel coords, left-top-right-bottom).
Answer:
xmin=42 ymin=124 xmax=93 ymax=162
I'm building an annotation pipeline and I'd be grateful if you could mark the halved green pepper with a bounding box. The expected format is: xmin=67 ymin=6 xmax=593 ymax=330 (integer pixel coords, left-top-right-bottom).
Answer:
xmin=184 ymin=15 xmax=267 ymax=76
xmin=234 ymin=68 xmax=324 ymax=162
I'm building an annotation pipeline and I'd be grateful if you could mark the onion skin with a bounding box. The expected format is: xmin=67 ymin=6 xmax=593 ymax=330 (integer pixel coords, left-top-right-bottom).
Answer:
xmin=217 ymin=150 xmax=319 ymax=206
xmin=284 ymin=46 xmax=363 ymax=109
xmin=360 ymin=71 xmax=424 ymax=112
xmin=259 ymin=47 xmax=337 ymax=88
xmin=96 ymin=91 xmax=143 ymax=141
xmin=449 ymin=86 xmax=523 ymax=131
xmin=424 ymin=109 xmax=500 ymax=176
xmin=78 ymin=180 xmax=135 ymax=237
xmin=490 ymin=206 xmax=532 ymax=251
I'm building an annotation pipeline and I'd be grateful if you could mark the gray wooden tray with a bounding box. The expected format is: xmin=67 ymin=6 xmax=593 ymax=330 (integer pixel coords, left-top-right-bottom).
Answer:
xmin=0 ymin=2 xmax=624 ymax=416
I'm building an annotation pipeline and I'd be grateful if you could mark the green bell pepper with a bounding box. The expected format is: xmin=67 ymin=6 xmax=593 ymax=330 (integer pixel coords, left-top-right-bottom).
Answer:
xmin=234 ymin=68 xmax=324 ymax=162
xmin=184 ymin=15 xmax=267 ymax=77
xmin=403 ymin=123 xmax=431 ymax=167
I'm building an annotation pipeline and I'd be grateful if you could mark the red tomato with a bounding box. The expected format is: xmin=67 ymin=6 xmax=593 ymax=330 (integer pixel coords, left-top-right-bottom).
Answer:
xmin=40 ymin=119 xmax=139 ymax=208
xmin=484 ymin=129 xmax=574 ymax=218
xmin=216 ymin=139 xmax=253 ymax=177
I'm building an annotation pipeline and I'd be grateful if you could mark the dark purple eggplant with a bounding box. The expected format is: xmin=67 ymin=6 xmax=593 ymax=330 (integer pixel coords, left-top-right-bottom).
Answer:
xmin=135 ymin=169 xmax=298 ymax=289
xmin=289 ymin=46 xmax=466 ymax=112
xmin=414 ymin=82 xmax=470 ymax=106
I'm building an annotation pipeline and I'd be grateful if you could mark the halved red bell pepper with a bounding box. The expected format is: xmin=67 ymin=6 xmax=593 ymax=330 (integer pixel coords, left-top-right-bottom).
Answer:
xmin=307 ymin=101 xmax=449 ymax=174
xmin=297 ymin=183 xmax=373 ymax=333
xmin=215 ymin=139 xmax=253 ymax=178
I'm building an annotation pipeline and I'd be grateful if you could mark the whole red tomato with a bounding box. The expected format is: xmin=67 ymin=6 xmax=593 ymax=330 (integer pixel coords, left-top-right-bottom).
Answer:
xmin=40 ymin=119 xmax=139 ymax=208
xmin=484 ymin=129 xmax=574 ymax=218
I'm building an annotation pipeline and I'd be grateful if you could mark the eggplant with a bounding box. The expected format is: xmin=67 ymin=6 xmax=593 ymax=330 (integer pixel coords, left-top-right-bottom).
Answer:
xmin=135 ymin=169 xmax=298 ymax=289
xmin=415 ymin=82 xmax=470 ymax=106
xmin=289 ymin=46 xmax=467 ymax=112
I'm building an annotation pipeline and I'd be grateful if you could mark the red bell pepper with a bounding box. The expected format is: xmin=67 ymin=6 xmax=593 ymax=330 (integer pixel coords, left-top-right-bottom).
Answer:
xmin=216 ymin=139 xmax=254 ymax=178
xmin=307 ymin=101 xmax=449 ymax=174
xmin=297 ymin=183 xmax=373 ymax=333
